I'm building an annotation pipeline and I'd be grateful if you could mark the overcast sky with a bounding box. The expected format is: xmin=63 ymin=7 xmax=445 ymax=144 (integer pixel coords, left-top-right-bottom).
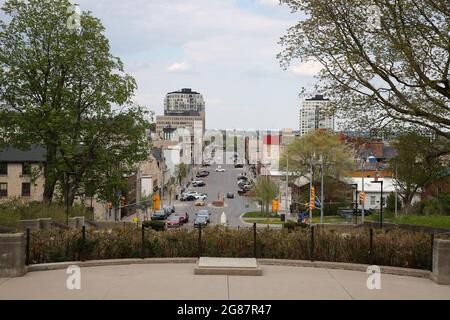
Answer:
xmin=7 ymin=0 xmax=322 ymax=130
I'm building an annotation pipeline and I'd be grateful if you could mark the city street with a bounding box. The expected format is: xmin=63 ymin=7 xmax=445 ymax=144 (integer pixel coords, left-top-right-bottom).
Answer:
xmin=166 ymin=161 xmax=258 ymax=228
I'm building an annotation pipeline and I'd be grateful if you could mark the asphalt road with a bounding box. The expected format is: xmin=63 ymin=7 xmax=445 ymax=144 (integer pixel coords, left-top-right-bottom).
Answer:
xmin=168 ymin=162 xmax=258 ymax=228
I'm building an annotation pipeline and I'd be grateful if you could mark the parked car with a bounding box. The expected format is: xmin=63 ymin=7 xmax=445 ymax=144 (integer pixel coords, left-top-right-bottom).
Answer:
xmin=151 ymin=210 xmax=167 ymax=220
xmin=237 ymin=175 xmax=249 ymax=181
xmin=196 ymin=209 xmax=211 ymax=222
xmin=163 ymin=205 xmax=175 ymax=214
xmin=192 ymin=180 xmax=206 ymax=187
xmin=194 ymin=216 xmax=208 ymax=228
xmin=196 ymin=171 xmax=210 ymax=178
xmin=226 ymin=192 xmax=234 ymax=199
xmin=234 ymin=162 xmax=244 ymax=168
xmin=174 ymin=212 xmax=189 ymax=223
xmin=195 ymin=199 xmax=206 ymax=206
xmin=238 ymin=180 xmax=251 ymax=188
xmin=215 ymin=166 xmax=225 ymax=172
xmin=166 ymin=215 xmax=183 ymax=228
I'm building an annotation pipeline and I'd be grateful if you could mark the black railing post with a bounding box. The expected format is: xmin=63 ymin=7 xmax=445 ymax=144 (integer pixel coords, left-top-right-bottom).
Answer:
xmin=198 ymin=223 xmax=202 ymax=257
xmin=369 ymin=228 xmax=373 ymax=264
xmin=25 ymin=228 xmax=30 ymax=266
xmin=253 ymin=223 xmax=257 ymax=258
xmin=430 ymin=233 xmax=435 ymax=272
xmin=141 ymin=224 xmax=145 ymax=259
xmin=81 ymin=225 xmax=86 ymax=262
xmin=310 ymin=225 xmax=315 ymax=262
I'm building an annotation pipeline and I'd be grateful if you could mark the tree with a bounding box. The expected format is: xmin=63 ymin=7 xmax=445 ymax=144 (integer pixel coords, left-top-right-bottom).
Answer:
xmin=175 ymin=163 xmax=187 ymax=185
xmin=389 ymin=131 xmax=449 ymax=211
xmin=386 ymin=192 xmax=402 ymax=213
xmin=279 ymin=0 xmax=450 ymax=140
xmin=252 ymin=177 xmax=279 ymax=213
xmin=0 ymin=0 xmax=151 ymax=205
xmin=279 ymin=130 xmax=355 ymax=194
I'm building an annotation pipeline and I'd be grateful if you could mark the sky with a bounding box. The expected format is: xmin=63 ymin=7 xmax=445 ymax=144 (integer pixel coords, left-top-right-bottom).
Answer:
xmin=4 ymin=0 xmax=322 ymax=130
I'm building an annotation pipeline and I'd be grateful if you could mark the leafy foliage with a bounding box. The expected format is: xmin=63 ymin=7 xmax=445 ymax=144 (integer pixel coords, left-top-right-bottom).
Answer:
xmin=279 ymin=0 xmax=450 ymax=139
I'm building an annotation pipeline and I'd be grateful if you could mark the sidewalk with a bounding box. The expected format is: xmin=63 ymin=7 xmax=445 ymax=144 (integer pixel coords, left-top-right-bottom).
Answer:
xmin=1 ymin=263 xmax=449 ymax=299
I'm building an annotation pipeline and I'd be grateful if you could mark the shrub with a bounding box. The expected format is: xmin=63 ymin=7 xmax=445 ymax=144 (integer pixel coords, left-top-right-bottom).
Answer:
xmin=283 ymin=221 xmax=311 ymax=231
xmin=27 ymin=226 xmax=435 ymax=270
xmin=142 ymin=220 xmax=166 ymax=231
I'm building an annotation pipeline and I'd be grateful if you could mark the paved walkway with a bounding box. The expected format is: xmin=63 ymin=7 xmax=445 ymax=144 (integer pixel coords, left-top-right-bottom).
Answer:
xmin=1 ymin=264 xmax=450 ymax=300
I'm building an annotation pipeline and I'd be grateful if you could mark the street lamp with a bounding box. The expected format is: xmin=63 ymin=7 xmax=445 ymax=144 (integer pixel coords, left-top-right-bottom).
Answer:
xmin=370 ymin=180 xmax=384 ymax=229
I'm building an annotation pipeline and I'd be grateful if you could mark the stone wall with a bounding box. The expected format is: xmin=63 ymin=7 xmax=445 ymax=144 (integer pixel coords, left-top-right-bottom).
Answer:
xmin=431 ymin=239 xmax=450 ymax=285
xmin=0 ymin=233 xmax=26 ymax=277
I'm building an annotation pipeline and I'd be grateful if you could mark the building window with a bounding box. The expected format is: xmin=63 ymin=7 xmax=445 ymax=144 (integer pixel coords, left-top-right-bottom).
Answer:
xmin=22 ymin=162 xmax=31 ymax=176
xmin=370 ymin=196 xmax=376 ymax=205
xmin=0 ymin=162 xmax=7 ymax=175
xmin=0 ymin=183 xmax=7 ymax=197
xmin=22 ymin=183 xmax=31 ymax=197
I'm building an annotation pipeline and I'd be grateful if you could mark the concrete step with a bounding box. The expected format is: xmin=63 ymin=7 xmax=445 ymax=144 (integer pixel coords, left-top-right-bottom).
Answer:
xmin=194 ymin=257 xmax=262 ymax=276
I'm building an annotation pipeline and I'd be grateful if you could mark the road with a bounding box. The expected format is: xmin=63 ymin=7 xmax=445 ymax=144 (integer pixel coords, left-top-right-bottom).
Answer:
xmin=165 ymin=163 xmax=258 ymax=228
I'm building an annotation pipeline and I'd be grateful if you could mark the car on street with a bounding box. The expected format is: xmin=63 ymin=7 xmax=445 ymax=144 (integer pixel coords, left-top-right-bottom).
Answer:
xmin=180 ymin=194 xmax=197 ymax=201
xmin=151 ymin=210 xmax=167 ymax=220
xmin=195 ymin=193 xmax=208 ymax=200
xmin=215 ymin=166 xmax=226 ymax=172
xmin=195 ymin=199 xmax=206 ymax=206
xmin=166 ymin=215 xmax=184 ymax=228
xmin=201 ymin=161 xmax=211 ymax=167
xmin=162 ymin=205 xmax=175 ymax=214
xmin=192 ymin=180 xmax=206 ymax=187
xmin=196 ymin=171 xmax=210 ymax=178
xmin=234 ymin=162 xmax=244 ymax=168
xmin=237 ymin=175 xmax=249 ymax=181
xmin=196 ymin=209 xmax=211 ymax=222
xmin=226 ymin=192 xmax=234 ymax=199
xmin=173 ymin=212 xmax=189 ymax=223
xmin=238 ymin=180 xmax=250 ymax=188
xmin=194 ymin=216 xmax=208 ymax=228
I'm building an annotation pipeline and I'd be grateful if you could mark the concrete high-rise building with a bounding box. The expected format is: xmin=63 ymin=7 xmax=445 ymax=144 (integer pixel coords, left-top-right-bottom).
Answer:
xmin=156 ymin=88 xmax=206 ymax=164
xmin=164 ymin=88 xmax=205 ymax=116
xmin=299 ymin=95 xmax=334 ymax=136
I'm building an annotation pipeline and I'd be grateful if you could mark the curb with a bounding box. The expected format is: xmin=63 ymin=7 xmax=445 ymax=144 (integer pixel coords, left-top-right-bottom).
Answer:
xmin=26 ymin=257 xmax=431 ymax=280
xmin=258 ymin=259 xmax=431 ymax=279
xmin=26 ymin=258 xmax=197 ymax=273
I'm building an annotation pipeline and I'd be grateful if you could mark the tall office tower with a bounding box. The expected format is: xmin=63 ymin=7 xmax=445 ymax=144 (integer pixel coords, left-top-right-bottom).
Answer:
xmin=299 ymin=94 xmax=335 ymax=136
xmin=164 ymin=88 xmax=205 ymax=116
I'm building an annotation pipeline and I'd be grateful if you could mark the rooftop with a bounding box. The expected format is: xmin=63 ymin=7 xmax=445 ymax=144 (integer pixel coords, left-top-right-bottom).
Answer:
xmin=0 ymin=145 xmax=46 ymax=162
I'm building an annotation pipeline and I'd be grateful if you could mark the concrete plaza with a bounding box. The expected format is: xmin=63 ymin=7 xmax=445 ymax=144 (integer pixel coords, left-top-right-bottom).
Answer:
xmin=1 ymin=263 xmax=450 ymax=300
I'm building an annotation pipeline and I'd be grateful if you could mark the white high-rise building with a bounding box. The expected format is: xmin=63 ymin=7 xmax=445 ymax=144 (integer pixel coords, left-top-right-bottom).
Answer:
xmin=299 ymin=95 xmax=334 ymax=136
xmin=164 ymin=88 xmax=205 ymax=116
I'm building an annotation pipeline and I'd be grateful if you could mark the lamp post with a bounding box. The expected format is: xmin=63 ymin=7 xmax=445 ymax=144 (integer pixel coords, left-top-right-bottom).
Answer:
xmin=371 ymin=180 xmax=384 ymax=229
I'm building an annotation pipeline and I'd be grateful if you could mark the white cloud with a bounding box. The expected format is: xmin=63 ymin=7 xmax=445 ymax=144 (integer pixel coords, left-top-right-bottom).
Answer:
xmin=256 ymin=0 xmax=281 ymax=6
xmin=167 ymin=62 xmax=190 ymax=73
xmin=290 ymin=60 xmax=324 ymax=76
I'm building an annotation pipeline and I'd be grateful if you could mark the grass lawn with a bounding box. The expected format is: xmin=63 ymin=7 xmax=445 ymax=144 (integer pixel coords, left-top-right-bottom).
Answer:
xmin=242 ymin=211 xmax=278 ymax=219
xmin=367 ymin=213 xmax=450 ymax=229
xmin=243 ymin=219 xmax=285 ymax=225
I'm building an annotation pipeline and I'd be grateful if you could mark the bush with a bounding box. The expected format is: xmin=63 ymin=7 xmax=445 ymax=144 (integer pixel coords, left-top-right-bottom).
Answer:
xmin=142 ymin=220 xmax=166 ymax=231
xmin=27 ymin=226 xmax=435 ymax=270
xmin=283 ymin=221 xmax=309 ymax=231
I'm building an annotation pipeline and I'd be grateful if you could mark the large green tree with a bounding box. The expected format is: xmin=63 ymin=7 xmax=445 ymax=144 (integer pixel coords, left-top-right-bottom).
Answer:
xmin=389 ymin=131 xmax=449 ymax=211
xmin=279 ymin=0 xmax=450 ymax=140
xmin=0 ymin=0 xmax=151 ymax=205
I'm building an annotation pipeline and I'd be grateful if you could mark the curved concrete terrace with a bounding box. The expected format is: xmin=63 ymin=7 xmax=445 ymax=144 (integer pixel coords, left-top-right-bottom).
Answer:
xmin=1 ymin=259 xmax=450 ymax=300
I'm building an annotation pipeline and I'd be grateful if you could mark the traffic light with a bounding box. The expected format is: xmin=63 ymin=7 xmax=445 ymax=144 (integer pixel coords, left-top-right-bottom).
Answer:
xmin=359 ymin=192 xmax=365 ymax=204
xmin=153 ymin=194 xmax=161 ymax=211
xmin=310 ymin=186 xmax=315 ymax=209
xmin=271 ymin=199 xmax=279 ymax=212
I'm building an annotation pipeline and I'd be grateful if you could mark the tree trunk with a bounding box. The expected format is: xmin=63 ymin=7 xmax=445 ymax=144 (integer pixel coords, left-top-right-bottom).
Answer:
xmin=42 ymin=144 xmax=58 ymax=204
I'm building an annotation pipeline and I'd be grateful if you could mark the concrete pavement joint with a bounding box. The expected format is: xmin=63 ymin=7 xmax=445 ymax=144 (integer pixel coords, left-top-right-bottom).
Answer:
xmin=325 ymin=268 xmax=355 ymax=300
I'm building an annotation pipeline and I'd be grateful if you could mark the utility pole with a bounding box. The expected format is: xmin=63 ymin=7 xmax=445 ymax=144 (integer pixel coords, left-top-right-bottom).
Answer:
xmin=361 ymin=157 xmax=365 ymax=223
xmin=320 ymin=158 xmax=324 ymax=224
xmin=285 ymin=146 xmax=289 ymax=216
xmin=136 ymin=163 xmax=141 ymax=220
xmin=309 ymin=155 xmax=313 ymax=223
xmin=394 ymin=163 xmax=398 ymax=218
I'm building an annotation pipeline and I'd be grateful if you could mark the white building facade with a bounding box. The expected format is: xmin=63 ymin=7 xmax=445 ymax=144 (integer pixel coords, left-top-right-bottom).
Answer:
xmin=299 ymin=95 xmax=334 ymax=136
